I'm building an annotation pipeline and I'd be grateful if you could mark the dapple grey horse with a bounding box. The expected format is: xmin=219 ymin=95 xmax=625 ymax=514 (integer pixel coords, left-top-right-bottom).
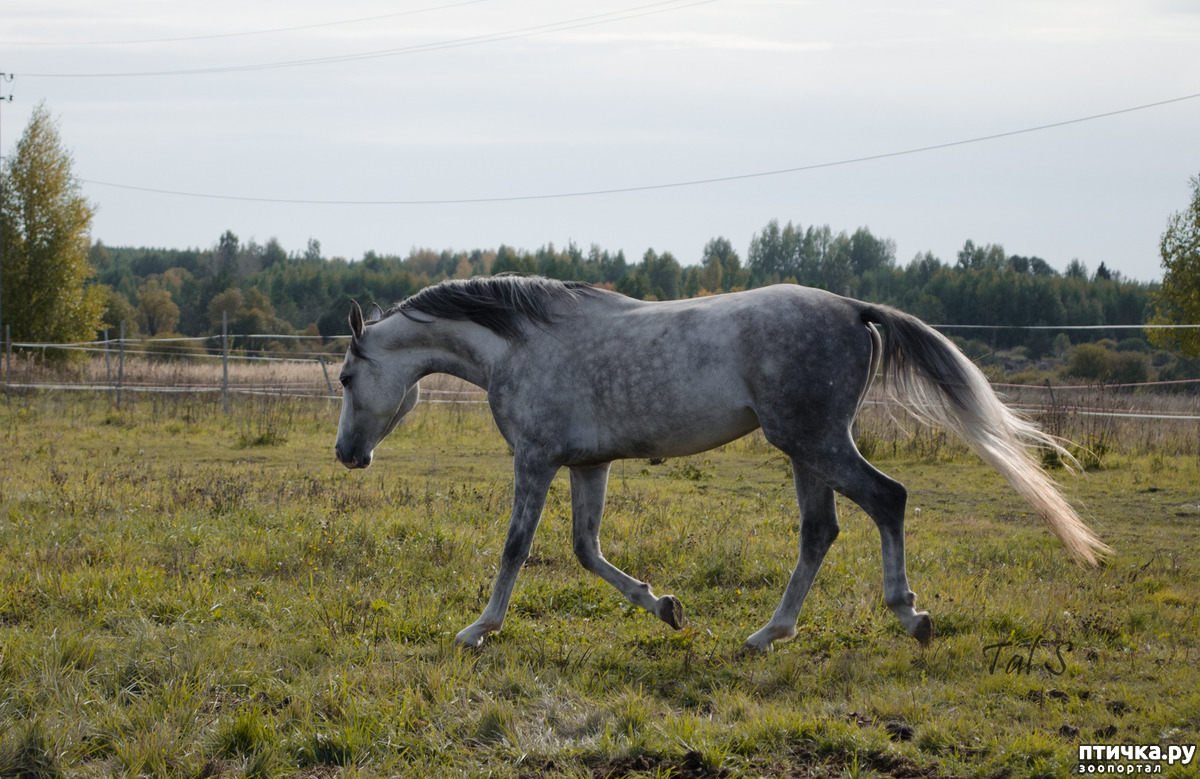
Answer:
xmin=334 ymin=276 xmax=1109 ymax=651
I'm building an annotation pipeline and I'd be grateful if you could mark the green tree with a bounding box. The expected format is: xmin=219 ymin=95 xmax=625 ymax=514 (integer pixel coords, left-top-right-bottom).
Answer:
xmin=698 ymin=240 xmax=726 ymax=293
xmin=819 ymin=232 xmax=853 ymax=293
xmin=956 ymin=240 xmax=1006 ymax=271
xmin=638 ymin=249 xmax=682 ymax=300
xmin=0 ymin=103 xmax=103 ymax=347
xmin=1068 ymin=343 xmax=1111 ymax=381
xmin=1109 ymin=351 xmax=1151 ymax=385
xmin=748 ymin=219 xmax=791 ymax=286
xmin=491 ymin=245 xmax=536 ymax=275
xmin=614 ymin=272 xmax=649 ymax=300
xmin=1149 ymin=174 xmax=1200 ymax=357
xmin=136 ymin=278 xmax=180 ymax=336
xmin=848 ymin=227 xmax=895 ymax=275
xmin=208 ymin=287 xmax=244 ymax=329
xmin=100 ymin=287 xmax=138 ymax=335
xmin=211 ymin=230 xmax=239 ymax=281
xmin=906 ymin=251 xmax=943 ymax=287
xmin=263 ymin=237 xmax=287 ymax=267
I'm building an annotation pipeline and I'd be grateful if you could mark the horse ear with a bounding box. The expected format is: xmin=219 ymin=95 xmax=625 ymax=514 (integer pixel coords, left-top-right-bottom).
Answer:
xmin=369 ymin=302 xmax=384 ymax=322
xmin=349 ymin=300 xmax=365 ymax=339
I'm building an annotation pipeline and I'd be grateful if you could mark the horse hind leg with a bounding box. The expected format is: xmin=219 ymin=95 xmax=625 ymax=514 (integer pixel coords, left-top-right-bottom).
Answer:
xmin=767 ymin=425 xmax=933 ymax=647
xmin=569 ymin=463 xmax=685 ymax=630
xmin=808 ymin=439 xmax=934 ymax=645
xmin=744 ymin=463 xmax=839 ymax=652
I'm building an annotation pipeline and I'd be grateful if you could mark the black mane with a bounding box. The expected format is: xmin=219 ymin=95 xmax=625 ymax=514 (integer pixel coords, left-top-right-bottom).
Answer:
xmin=391 ymin=276 xmax=599 ymax=340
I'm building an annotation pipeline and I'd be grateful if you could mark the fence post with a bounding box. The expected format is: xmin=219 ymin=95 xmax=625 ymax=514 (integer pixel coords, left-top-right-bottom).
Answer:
xmin=4 ymin=324 xmax=10 ymax=402
xmin=103 ymin=326 xmax=112 ymax=399
xmin=222 ymin=310 xmax=230 ymax=413
xmin=117 ymin=321 xmax=125 ymax=406
xmin=317 ymin=355 xmax=335 ymax=397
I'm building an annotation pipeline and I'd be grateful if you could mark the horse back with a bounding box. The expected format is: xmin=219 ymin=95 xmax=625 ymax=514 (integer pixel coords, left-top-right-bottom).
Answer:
xmin=488 ymin=285 xmax=877 ymax=464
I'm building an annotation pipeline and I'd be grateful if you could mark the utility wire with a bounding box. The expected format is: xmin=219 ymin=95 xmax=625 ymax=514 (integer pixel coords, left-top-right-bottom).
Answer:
xmin=20 ymin=0 xmax=717 ymax=77
xmin=1 ymin=0 xmax=491 ymax=46
xmin=79 ymin=90 xmax=1200 ymax=206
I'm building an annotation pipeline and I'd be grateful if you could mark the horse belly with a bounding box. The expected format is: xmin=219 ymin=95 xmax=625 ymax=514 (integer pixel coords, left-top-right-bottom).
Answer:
xmin=572 ymin=388 xmax=759 ymax=463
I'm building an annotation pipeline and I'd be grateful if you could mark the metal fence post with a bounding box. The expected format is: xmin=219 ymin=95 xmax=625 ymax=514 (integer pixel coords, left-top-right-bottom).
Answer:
xmin=103 ymin=326 xmax=112 ymax=399
xmin=117 ymin=321 xmax=125 ymax=406
xmin=317 ymin=355 xmax=335 ymax=397
xmin=222 ymin=310 xmax=230 ymax=413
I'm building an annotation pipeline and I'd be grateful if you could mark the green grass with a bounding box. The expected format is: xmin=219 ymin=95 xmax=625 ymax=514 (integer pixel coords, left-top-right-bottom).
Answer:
xmin=1 ymin=391 xmax=1198 ymax=778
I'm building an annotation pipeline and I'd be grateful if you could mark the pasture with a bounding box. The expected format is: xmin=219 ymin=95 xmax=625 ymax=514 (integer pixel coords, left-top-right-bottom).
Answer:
xmin=0 ymin=382 xmax=1198 ymax=778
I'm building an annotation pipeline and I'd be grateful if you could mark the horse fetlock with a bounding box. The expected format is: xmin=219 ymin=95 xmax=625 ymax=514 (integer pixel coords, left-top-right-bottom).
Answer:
xmin=885 ymin=590 xmax=917 ymax=611
xmin=656 ymin=595 xmax=686 ymax=630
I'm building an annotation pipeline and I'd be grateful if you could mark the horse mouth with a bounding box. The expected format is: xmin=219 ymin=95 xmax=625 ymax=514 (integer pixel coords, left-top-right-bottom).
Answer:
xmin=334 ymin=445 xmax=372 ymax=470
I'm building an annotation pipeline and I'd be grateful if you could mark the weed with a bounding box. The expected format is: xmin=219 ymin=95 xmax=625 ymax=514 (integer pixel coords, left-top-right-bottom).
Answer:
xmin=0 ymin=719 xmax=60 ymax=778
xmin=235 ymin=393 xmax=295 ymax=448
xmin=212 ymin=707 xmax=273 ymax=758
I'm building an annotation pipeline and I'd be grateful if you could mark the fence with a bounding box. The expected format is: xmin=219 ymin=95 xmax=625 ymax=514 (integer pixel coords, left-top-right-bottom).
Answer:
xmin=3 ymin=328 xmax=1200 ymax=424
xmin=0 ymin=326 xmax=492 ymax=407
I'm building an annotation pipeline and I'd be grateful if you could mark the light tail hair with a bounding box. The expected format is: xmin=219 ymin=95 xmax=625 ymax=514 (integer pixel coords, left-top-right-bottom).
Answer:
xmin=862 ymin=305 xmax=1112 ymax=566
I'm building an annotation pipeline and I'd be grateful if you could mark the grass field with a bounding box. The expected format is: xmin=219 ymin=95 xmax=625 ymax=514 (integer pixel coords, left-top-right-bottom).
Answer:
xmin=1 ymin=387 xmax=1198 ymax=778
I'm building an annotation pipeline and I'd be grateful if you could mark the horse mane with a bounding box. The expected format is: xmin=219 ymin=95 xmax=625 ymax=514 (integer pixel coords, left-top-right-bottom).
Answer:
xmin=391 ymin=275 xmax=600 ymax=340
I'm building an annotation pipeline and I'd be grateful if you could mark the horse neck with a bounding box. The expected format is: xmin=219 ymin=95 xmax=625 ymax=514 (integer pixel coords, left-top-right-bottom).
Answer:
xmin=395 ymin=317 xmax=509 ymax=391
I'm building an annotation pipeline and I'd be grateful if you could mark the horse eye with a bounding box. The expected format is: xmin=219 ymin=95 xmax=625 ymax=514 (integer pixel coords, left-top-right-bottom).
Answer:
xmin=339 ymin=375 xmax=351 ymax=388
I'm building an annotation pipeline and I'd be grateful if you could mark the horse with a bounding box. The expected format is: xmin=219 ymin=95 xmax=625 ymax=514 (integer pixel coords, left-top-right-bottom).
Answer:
xmin=334 ymin=275 xmax=1110 ymax=651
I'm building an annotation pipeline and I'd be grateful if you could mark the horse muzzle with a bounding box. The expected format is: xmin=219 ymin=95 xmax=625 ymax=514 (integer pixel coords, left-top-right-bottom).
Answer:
xmin=334 ymin=443 xmax=373 ymax=470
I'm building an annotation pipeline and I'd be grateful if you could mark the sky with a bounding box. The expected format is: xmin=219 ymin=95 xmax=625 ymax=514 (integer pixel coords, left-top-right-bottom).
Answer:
xmin=3 ymin=0 xmax=1199 ymax=282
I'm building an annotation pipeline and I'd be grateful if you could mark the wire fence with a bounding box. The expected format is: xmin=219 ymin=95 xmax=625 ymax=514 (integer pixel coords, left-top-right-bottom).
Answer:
xmin=3 ymin=331 xmax=1200 ymax=422
xmin=0 ymin=330 xmax=500 ymax=406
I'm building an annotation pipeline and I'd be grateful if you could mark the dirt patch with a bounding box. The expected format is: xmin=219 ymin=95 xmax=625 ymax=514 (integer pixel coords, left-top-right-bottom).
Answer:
xmin=587 ymin=751 xmax=727 ymax=778
xmin=524 ymin=747 xmax=949 ymax=779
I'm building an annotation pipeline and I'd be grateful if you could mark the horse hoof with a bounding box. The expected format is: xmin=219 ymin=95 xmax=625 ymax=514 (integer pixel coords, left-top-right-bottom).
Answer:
xmin=657 ymin=595 xmax=685 ymax=630
xmin=911 ymin=612 xmax=935 ymax=646
xmin=453 ymin=627 xmax=489 ymax=649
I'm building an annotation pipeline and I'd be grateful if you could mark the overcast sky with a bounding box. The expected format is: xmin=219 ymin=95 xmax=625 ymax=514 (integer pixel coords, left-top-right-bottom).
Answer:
xmin=4 ymin=0 xmax=1199 ymax=281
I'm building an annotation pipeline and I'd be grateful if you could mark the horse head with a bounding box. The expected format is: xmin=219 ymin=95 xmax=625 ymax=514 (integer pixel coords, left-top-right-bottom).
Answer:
xmin=334 ymin=300 xmax=420 ymax=469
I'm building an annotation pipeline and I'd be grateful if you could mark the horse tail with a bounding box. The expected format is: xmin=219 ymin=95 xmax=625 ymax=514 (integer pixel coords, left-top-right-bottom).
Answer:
xmin=860 ymin=304 xmax=1111 ymax=566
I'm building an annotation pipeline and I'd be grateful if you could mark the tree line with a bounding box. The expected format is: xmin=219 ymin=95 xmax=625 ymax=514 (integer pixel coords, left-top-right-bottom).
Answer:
xmin=90 ymin=222 xmax=1154 ymax=354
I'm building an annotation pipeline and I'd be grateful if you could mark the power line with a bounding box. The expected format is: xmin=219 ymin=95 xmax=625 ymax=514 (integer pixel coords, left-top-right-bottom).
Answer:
xmin=79 ymin=89 xmax=1200 ymax=206
xmin=20 ymin=0 xmax=717 ymax=77
xmin=934 ymin=324 xmax=1199 ymax=331
xmin=1 ymin=0 xmax=491 ymax=46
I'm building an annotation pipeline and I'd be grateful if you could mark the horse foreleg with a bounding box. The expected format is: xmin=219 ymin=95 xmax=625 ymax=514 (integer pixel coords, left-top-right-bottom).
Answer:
xmin=744 ymin=465 xmax=839 ymax=652
xmin=454 ymin=459 xmax=557 ymax=648
xmin=569 ymin=463 xmax=685 ymax=630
